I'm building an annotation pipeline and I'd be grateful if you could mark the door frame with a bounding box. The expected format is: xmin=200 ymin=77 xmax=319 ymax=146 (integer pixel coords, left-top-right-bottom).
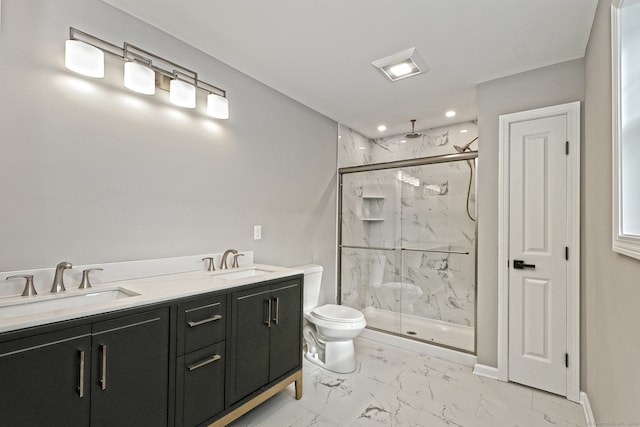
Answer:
xmin=497 ymin=101 xmax=581 ymax=402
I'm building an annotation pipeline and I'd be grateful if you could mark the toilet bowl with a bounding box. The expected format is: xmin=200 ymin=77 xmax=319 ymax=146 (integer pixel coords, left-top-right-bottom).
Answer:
xmin=295 ymin=264 xmax=366 ymax=374
xmin=370 ymin=255 xmax=423 ymax=313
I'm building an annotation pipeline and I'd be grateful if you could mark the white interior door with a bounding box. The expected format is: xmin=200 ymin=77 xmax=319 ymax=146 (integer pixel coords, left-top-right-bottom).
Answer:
xmin=507 ymin=115 xmax=568 ymax=396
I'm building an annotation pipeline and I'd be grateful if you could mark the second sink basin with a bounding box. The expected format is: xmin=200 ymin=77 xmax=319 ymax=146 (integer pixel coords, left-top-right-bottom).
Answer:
xmin=211 ymin=268 xmax=275 ymax=280
xmin=0 ymin=287 xmax=140 ymax=319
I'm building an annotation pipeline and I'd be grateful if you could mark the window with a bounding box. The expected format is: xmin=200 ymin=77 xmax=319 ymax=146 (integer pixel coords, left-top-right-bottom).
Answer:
xmin=612 ymin=0 xmax=640 ymax=259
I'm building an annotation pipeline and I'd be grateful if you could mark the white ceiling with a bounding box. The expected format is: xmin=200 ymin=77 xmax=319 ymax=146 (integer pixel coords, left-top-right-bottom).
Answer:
xmin=102 ymin=0 xmax=597 ymax=138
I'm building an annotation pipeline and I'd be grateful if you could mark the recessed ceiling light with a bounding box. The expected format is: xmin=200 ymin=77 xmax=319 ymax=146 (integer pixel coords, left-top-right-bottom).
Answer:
xmin=445 ymin=110 xmax=456 ymax=118
xmin=389 ymin=63 xmax=413 ymax=77
xmin=377 ymin=125 xmax=387 ymax=132
xmin=460 ymin=129 xmax=468 ymax=133
xmin=372 ymin=47 xmax=429 ymax=82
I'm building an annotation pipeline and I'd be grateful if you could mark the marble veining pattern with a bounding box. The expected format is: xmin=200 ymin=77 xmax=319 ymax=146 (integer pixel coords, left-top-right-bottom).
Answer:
xmin=229 ymin=337 xmax=586 ymax=427
xmin=338 ymin=122 xmax=478 ymax=169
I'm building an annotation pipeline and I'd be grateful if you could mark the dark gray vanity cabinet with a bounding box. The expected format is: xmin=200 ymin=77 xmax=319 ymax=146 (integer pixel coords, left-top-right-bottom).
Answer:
xmin=0 ymin=273 xmax=303 ymax=427
xmin=0 ymin=325 xmax=92 ymax=427
xmin=175 ymin=294 xmax=226 ymax=427
xmin=0 ymin=307 xmax=170 ymax=427
xmin=226 ymin=278 xmax=302 ymax=407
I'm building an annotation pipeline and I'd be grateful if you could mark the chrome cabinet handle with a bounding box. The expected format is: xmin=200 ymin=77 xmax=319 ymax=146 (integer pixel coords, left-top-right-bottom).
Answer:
xmin=187 ymin=354 xmax=221 ymax=371
xmin=265 ymin=299 xmax=272 ymax=327
xmin=78 ymin=350 xmax=85 ymax=398
xmin=273 ymin=297 xmax=280 ymax=325
xmin=100 ymin=345 xmax=107 ymax=390
xmin=187 ymin=314 xmax=222 ymax=327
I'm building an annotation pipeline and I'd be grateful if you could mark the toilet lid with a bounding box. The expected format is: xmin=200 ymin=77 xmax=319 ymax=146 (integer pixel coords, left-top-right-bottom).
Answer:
xmin=311 ymin=304 xmax=364 ymax=323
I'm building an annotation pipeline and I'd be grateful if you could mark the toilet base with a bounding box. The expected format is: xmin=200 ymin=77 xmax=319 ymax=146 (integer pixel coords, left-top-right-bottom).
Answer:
xmin=304 ymin=339 xmax=357 ymax=374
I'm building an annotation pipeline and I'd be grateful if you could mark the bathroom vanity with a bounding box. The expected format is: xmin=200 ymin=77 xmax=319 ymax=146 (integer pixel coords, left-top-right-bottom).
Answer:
xmin=0 ymin=265 xmax=303 ymax=427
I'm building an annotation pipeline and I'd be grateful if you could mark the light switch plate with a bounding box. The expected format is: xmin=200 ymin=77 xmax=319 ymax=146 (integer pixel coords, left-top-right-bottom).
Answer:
xmin=254 ymin=225 xmax=262 ymax=240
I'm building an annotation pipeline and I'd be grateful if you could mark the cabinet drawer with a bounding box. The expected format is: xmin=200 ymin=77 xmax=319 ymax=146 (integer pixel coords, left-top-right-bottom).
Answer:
xmin=176 ymin=342 xmax=225 ymax=427
xmin=178 ymin=295 xmax=226 ymax=355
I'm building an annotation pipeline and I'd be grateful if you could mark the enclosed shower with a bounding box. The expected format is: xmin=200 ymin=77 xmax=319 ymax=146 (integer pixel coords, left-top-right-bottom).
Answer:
xmin=338 ymin=123 xmax=477 ymax=353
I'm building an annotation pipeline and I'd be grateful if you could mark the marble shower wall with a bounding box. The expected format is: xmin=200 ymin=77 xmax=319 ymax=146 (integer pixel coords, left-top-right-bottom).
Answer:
xmin=338 ymin=122 xmax=477 ymax=168
xmin=339 ymin=123 xmax=477 ymax=328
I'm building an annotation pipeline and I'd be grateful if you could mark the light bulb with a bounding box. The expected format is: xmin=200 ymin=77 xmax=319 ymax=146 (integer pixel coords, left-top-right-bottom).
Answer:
xmin=124 ymin=62 xmax=155 ymax=95
xmin=65 ymin=40 xmax=104 ymax=78
xmin=207 ymin=93 xmax=229 ymax=119
xmin=169 ymin=79 xmax=196 ymax=108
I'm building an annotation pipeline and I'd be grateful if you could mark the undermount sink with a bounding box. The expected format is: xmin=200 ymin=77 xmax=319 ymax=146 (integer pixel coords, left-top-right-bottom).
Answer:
xmin=211 ymin=268 xmax=274 ymax=280
xmin=0 ymin=287 xmax=140 ymax=319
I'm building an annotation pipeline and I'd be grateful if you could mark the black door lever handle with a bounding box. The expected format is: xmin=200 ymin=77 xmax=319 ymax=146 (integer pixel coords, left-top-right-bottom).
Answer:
xmin=513 ymin=260 xmax=536 ymax=269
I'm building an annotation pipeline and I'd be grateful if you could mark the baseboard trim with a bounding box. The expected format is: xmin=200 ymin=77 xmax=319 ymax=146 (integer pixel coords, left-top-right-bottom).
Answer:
xmin=580 ymin=391 xmax=595 ymax=427
xmin=473 ymin=363 xmax=499 ymax=380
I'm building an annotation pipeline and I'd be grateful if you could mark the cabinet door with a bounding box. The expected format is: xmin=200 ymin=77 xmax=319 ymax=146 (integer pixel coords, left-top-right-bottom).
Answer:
xmin=0 ymin=326 xmax=91 ymax=427
xmin=226 ymin=286 xmax=271 ymax=406
xmin=90 ymin=308 xmax=170 ymax=427
xmin=176 ymin=342 xmax=225 ymax=427
xmin=269 ymin=281 xmax=302 ymax=382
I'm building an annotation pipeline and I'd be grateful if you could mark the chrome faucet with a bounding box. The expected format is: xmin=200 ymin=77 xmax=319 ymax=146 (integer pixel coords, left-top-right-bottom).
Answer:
xmin=51 ymin=261 xmax=72 ymax=293
xmin=219 ymin=249 xmax=238 ymax=270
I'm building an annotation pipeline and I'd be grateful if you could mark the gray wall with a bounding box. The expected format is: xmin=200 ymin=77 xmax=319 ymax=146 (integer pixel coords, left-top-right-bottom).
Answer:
xmin=475 ymin=59 xmax=585 ymax=366
xmin=0 ymin=0 xmax=338 ymax=304
xmin=583 ymin=0 xmax=640 ymax=420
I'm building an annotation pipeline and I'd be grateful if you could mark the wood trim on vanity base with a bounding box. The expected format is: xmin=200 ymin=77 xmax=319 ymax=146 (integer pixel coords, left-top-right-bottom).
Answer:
xmin=208 ymin=369 xmax=303 ymax=427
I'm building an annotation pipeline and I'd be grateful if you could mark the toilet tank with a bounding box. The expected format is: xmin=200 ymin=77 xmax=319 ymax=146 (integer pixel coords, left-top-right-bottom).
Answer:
xmin=293 ymin=264 xmax=323 ymax=311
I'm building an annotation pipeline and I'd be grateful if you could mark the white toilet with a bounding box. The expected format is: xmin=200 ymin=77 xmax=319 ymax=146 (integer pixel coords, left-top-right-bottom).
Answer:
xmin=296 ymin=264 xmax=366 ymax=374
xmin=370 ymin=255 xmax=424 ymax=313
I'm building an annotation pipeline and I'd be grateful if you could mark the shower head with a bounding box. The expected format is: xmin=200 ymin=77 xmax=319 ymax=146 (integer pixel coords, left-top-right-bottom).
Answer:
xmin=454 ymin=136 xmax=478 ymax=153
xmin=405 ymin=119 xmax=422 ymax=139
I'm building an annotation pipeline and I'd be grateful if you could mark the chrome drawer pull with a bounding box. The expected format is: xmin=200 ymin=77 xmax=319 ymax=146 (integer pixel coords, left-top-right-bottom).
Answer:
xmin=265 ymin=299 xmax=272 ymax=327
xmin=187 ymin=314 xmax=222 ymax=328
xmin=187 ymin=354 xmax=221 ymax=371
xmin=78 ymin=350 xmax=85 ymax=398
xmin=274 ymin=297 xmax=280 ymax=325
xmin=100 ymin=345 xmax=107 ymax=390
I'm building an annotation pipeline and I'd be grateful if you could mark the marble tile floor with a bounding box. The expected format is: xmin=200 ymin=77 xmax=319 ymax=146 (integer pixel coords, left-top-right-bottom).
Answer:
xmin=228 ymin=337 xmax=585 ymax=427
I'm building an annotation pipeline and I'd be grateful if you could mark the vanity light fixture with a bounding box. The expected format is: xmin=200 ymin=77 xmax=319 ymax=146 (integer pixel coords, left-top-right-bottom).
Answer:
xmin=124 ymin=60 xmax=155 ymax=95
xmin=169 ymin=77 xmax=196 ymax=108
xmin=65 ymin=39 xmax=104 ymax=78
xmin=372 ymin=47 xmax=429 ymax=82
xmin=64 ymin=27 xmax=229 ymax=119
xmin=207 ymin=93 xmax=229 ymax=119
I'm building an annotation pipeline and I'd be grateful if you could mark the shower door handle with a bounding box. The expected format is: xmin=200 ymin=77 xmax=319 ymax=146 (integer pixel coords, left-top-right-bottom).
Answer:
xmin=513 ymin=260 xmax=536 ymax=270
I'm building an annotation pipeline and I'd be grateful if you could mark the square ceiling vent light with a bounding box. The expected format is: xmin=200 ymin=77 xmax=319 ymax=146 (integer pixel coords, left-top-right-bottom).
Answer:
xmin=371 ymin=47 xmax=428 ymax=82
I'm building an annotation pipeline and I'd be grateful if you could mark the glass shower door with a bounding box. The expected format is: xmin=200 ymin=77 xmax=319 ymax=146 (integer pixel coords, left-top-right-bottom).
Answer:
xmin=339 ymin=156 xmax=477 ymax=353
xmin=397 ymin=160 xmax=476 ymax=352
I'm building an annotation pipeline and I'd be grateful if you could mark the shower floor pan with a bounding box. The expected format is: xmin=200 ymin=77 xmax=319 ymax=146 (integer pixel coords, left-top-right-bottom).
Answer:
xmin=362 ymin=307 xmax=474 ymax=353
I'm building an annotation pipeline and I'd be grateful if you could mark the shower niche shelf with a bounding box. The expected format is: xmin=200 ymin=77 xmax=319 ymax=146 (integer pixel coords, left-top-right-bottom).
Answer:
xmin=361 ymin=194 xmax=385 ymax=221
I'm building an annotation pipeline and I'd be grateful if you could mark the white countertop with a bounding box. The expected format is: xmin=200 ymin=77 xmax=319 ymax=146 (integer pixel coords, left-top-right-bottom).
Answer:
xmin=0 ymin=264 xmax=303 ymax=334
